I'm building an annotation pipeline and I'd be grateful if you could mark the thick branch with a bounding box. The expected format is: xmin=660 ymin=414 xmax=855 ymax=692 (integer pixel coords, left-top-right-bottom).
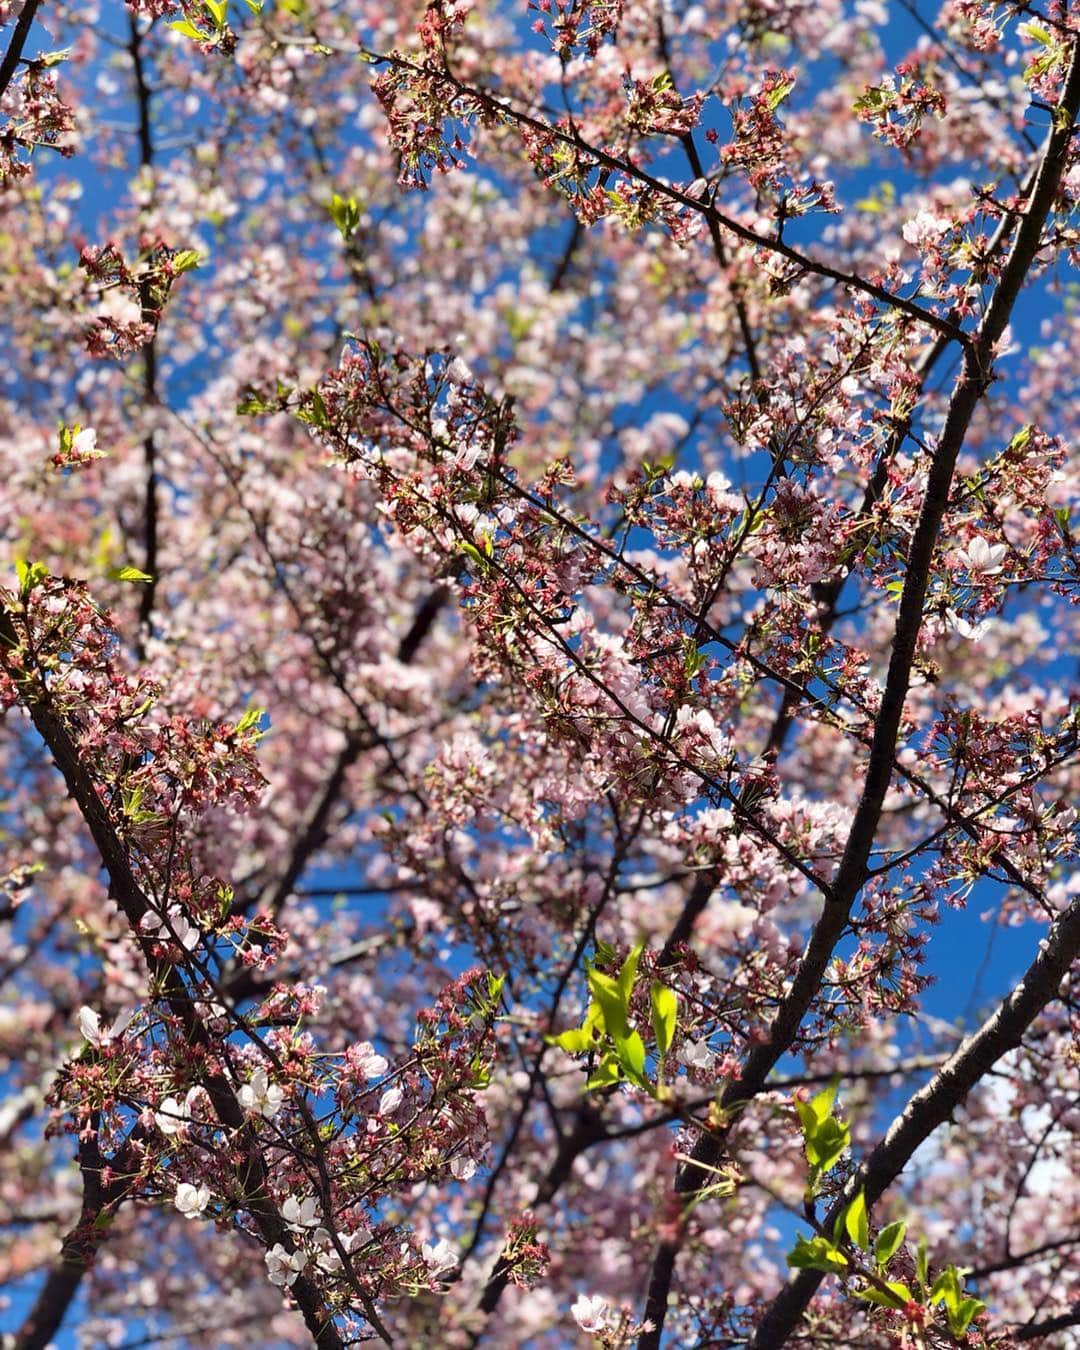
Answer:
xmin=365 ymin=47 xmax=965 ymax=343
xmin=637 ymin=34 xmax=1080 ymax=1346
xmin=747 ymin=895 xmax=1080 ymax=1349
xmin=0 ymin=0 xmax=41 ymax=99
xmin=128 ymin=14 xmax=160 ymax=653
xmin=0 ymin=619 xmax=346 ymax=1350
xmin=14 ymin=1132 xmax=144 ymax=1350
xmin=1012 ymin=1306 xmax=1080 ymax=1342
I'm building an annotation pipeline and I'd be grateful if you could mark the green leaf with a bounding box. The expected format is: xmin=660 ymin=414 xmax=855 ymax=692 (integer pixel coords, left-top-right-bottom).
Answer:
xmin=854 ymin=1281 xmax=911 ymax=1310
xmin=1019 ymin=20 xmax=1053 ymax=44
xmin=237 ymin=391 xmax=271 ymax=416
xmin=295 ymin=388 xmax=330 ymax=429
xmin=843 ymin=1191 xmax=869 ymax=1251
xmin=805 ymin=1079 xmax=839 ymax=1126
xmin=874 ymin=1220 xmax=907 ymax=1268
xmin=915 ymin=1238 xmax=929 ymax=1293
xmin=328 ymin=193 xmax=361 ymax=242
xmin=786 ymin=1234 xmax=848 ymax=1274
xmin=456 ymin=540 xmax=486 ymax=569
xmin=203 ymin=0 xmax=227 ymax=27
xmin=15 ymin=559 xmax=48 ymax=598
xmin=168 ymin=18 xmax=208 ymax=39
xmin=586 ymin=967 xmax=630 ymax=1040
xmin=929 ymin=1266 xmax=960 ymax=1307
xmin=172 ymin=250 xmax=200 ymax=273
xmin=585 ymin=1052 xmax=622 ymax=1091
xmin=545 ymin=1001 xmax=601 ymax=1054
xmin=550 ymin=1026 xmax=595 ymax=1054
xmin=616 ymin=939 xmax=644 ymax=1006
xmin=649 ymin=983 xmax=677 ymax=1057
xmin=235 ymin=706 xmax=265 ymax=736
xmin=805 ymin=1115 xmax=850 ymax=1173
xmin=946 ymin=1296 xmax=984 ymax=1337
xmin=613 ymin=1030 xmax=647 ymax=1086
xmin=765 ymin=78 xmax=795 ymax=111
xmin=109 ymin=565 xmax=154 ymax=584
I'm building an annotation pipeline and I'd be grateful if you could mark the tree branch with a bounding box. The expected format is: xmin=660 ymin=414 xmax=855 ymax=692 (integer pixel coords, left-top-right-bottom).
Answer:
xmin=636 ymin=32 xmax=1080 ymax=1345
xmin=747 ymin=895 xmax=1080 ymax=1348
xmin=0 ymin=0 xmax=42 ymax=100
xmin=0 ymin=611 xmax=347 ymax=1350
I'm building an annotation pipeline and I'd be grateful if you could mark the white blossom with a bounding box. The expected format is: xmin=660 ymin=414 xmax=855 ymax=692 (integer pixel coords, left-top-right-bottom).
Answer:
xmin=78 ymin=1005 xmax=136 ymax=1048
xmin=265 ymin=1243 xmax=308 ymax=1287
xmin=282 ymin=1195 xmax=321 ymax=1231
xmin=957 ymin=536 xmax=1007 ymax=576
xmin=351 ymin=1042 xmax=389 ymax=1080
xmin=446 ymin=356 xmax=473 ymax=385
xmin=377 ymin=1086 xmax=403 ymax=1116
xmin=72 ymin=427 xmax=99 ymax=457
xmin=174 ymin=1182 xmax=210 ymax=1219
xmin=421 ymin=1237 xmax=459 ymax=1276
xmin=238 ymin=1068 xmax=285 ymax=1119
xmin=901 ymin=207 xmax=953 ymax=250
xmin=946 ymin=611 xmax=991 ymax=642
xmin=571 ymin=1293 xmax=612 ymax=1333
xmin=140 ymin=906 xmax=200 ymax=951
xmin=314 ymin=1225 xmax=370 ymax=1273
xmin=679 ymin=1040 xmax=715 ymax=1072
xmin=156 ymin=1096 xmax=187 ymax=1136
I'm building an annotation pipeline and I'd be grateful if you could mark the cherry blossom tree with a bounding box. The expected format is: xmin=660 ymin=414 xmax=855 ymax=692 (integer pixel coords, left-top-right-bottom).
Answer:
xmin=0 ymin=0 xmax=1077 ymax=1346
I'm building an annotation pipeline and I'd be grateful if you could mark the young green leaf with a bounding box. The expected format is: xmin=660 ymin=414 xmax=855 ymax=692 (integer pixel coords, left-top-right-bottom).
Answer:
xmin=874 ymin=1220 xmax=906 ymax=1268
xmin=805 ymin=1115 xmax=850 ymax=1174
xmin=235 ymin=706 xmax=266 ymax=736
xmin=109 ymin=565 xmax=154 ymax=583
xmin=15 ymin=559 xmax=48 ymax=598
xmin=613 ymin=1030 xmax=647 ymax=1086
xmin=915 ymin=1238 xmax=929 ymax=1292
xmin=616 ymin=939 xmax=644 ymax=1006
xmin=585 ymin=1052 xmax=622 ymax=1091
xmin=807 ymin=1078 xmax=839 ymax=1124
xmin=550 ymin=1026 xmax=594 ymax=1054
xmin=586 ymin=967 xmax=630 ymax=1039
xmin=786 ymin=1234 xmax=848 ymax=1274
xmin=168 ymin=18 xmax=209 ymax=40
xmin=946 ymin=1296 xmax=985 ymax=1337
xmin=843 ymin=1190 xmax=869 ymax=1251
xmin=929 ymin=1265 xmax=961 ymax=1306
xmin=649 ymin=982 xmax=677 ymax=1057
xmin=854 ymin=1281 xmax=912 ymax=1310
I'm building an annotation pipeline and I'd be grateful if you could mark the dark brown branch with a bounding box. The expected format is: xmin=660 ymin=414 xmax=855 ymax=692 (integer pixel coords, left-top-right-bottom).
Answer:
xmin=13 ymin=1127 xmax=151 ymax=1350
xmin=0 ymin=0 xmax=42 ymax=99
xmin=365 ymin=46 xmax=966 ymax=344
xmin=969 ymin=1234 xmax=1080 ymax=1280
xmin=1012 ymin=1305 xmax=1080 ymax=1342
xmin=637 ymin=33 xmax=1080 ymax=1346
xmin=548 ymin=217 xmax=583 ymax=292
xmin=128 ymin=14 xmax=160 ymax=654
xmin=746 ymin=895 xmax=1080 ymax=1349
xmin=0 ymin=614 xmax=347 ymax=1350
